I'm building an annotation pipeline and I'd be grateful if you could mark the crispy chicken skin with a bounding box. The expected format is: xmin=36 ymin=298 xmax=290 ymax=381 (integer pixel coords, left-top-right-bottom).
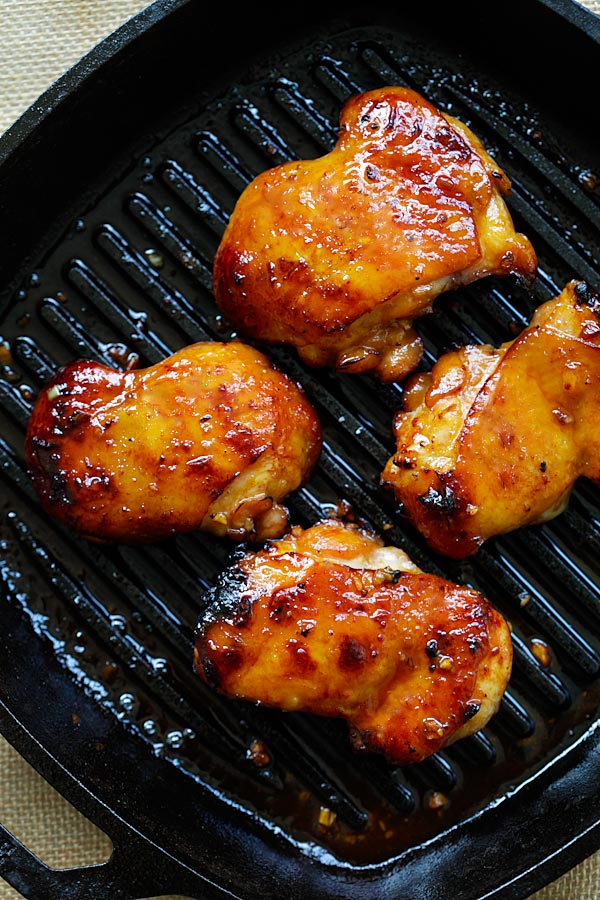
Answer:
xmin=213 ymin=86 xmax=537 ymax=382
xmin=26 ymin=341 xmax=322 ymax=543
xmin=194 ymin=518 xmax=512 ymax=765
xmin=382 ymin=280 xmax=600 ymax=558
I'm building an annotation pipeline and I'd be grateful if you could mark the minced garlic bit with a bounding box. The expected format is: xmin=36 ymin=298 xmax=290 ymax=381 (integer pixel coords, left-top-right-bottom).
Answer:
xmin=422 ymin=717 xmax=445 ymax=739
xmin=211 ymin=512 xmax=228 ymax=525
xmin=372 ymin=567 xmax=403 ymax=587
xmin=247 ymin=739 xmax=271 ymax=767
xmin=427 ymin=790 xmax=448 ymax=811
xmin=144 ymin=248 xmax=164 ymax=268
xmin=318 ymin=807 xmax=337 ymax=828
xmin=531 ymin=638 xmax=551 ymax=668
xmin=47 ymin=385 xmax=61 ymax=401
xmin=0 ymin=340 xmax=13 ymax=366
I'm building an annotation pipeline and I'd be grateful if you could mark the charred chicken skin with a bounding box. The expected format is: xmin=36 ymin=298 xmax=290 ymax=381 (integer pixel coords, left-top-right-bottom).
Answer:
xmin=213 ymin=86 xmax=537 ymax=382
xmin=26 ymin=341 xmax=322 ymax=543
xmin=382 ymin=280 xmax=600 ymax=558
xmin=195 ymin=518 xmax=512 ymax=765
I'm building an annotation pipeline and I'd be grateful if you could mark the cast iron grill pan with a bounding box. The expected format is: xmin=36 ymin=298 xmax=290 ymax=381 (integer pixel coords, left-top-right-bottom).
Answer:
xmin=1 ymin=2 xmax=600 ymax=898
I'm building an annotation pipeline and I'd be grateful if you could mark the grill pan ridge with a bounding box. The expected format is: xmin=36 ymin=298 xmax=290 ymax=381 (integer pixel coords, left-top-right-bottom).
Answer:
xmin=1 ymin=2 xmax=600 ymax=898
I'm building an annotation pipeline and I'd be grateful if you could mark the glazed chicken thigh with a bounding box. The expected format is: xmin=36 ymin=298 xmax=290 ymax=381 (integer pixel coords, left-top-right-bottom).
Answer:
xmin=382 ymin=280 xmax=600 ymax=558
xmin=195 ymin=518 xmax=512 ymax=765
xmin=26 ymin=341 xmax=322 ymax=543
xmin=213 ymin=86 xmax=537 ymax=382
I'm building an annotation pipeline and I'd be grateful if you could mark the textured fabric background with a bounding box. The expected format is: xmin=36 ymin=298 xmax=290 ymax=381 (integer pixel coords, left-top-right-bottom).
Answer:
xmin=1 ymin=1 xmax=600 ymax=899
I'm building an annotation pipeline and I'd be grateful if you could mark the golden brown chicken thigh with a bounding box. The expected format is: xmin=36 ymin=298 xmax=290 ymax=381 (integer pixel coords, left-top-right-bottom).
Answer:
xmin=195 ymin=518 xmax=512 ymax=765
xmin=382 ymin=280 xmax=600 ymax=558
xmin=26 ymin=341 xmax=322 ymax=543
xmin=213 ymin=86 xmax=537 ymax=382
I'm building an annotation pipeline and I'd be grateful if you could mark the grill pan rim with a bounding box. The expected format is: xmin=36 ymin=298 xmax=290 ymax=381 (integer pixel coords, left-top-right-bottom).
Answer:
xmin=0 ymin=0 xmax=187 ymax=165
xmin=2 ymin=646 xmax=600 ymax=900
xmin=1 ymin=1 xmax=600 ymax=898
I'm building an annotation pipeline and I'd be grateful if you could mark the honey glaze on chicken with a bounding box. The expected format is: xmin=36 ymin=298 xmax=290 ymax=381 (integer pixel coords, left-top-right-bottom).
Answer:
xmin=213 ymin=86 xmax=537 ymax=382
xmin=382 ymin=280 xmax=600 ymax=558
xmin=26 ymin=341 xmax=322 ymax=542
xmin=195 ymin=518 xmax=512 ymax=765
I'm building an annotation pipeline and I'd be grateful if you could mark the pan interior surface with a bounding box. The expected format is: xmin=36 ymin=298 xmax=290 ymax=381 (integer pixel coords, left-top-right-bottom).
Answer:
xmin=1 ymin=4 xmax=600 ymax=898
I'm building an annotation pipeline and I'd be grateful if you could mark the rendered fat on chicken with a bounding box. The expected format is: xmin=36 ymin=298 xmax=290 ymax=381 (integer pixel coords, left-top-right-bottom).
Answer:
xmin=213 ymin=86 xmax=537 ymax=382
xmin=382 ymin=280 xmax=600 ymax=558
xmin=195 ymin=518 xmax=512 ymax=765
xmin=26 ymin=341 xmax=322 ymax=543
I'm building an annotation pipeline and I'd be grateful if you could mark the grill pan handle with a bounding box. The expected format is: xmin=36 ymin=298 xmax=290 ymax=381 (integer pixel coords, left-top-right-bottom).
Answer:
xmin=0 ymin=820 xmax=203 ymax=900
xmin=0 ymin=694 xmax=236 ymax=900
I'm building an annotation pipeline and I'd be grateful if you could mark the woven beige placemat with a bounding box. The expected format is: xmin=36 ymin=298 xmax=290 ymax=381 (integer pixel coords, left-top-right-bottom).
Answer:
xmin=1 ymin=2 xmax=600 ymax=899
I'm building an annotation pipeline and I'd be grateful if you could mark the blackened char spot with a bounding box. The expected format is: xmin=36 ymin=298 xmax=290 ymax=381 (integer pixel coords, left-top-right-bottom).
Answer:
xmin=48 ymin=471 xmax=75 ymax=507
xmin=269 ymin=593 xmax=292 ymax=623
xmin=574 ymin=281 xmax=600 ymax=314
xmin=468 ymin=637 xmax=482 ymax=654
xmin=463 ymin=700 xmax=481 ymax=721
xmin=197 ymin=563 xmax=249 ymax=630
xmin=286 ymin=639 xmax=315 ymax=673
xmin=425 ymin=639 xmax=438 ymax=658
xmin=339 ymin=636 xmax=368 ymax=670
xmin=232 ymin=595 xmax=253 ymax=628
xmin=63 ymin=411 xmax=91 ymax=433
xmin=417 ymin=484 xmax=459 ymax=514
xmin=200 ymin=654 xmax=221 ymax=689
xmin=215 ymin=646 xmax=243 ymax=679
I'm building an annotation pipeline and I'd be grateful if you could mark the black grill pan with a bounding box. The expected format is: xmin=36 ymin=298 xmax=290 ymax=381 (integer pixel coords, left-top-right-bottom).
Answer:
xmin=1 ymin=1 xmax=600 ymax=898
